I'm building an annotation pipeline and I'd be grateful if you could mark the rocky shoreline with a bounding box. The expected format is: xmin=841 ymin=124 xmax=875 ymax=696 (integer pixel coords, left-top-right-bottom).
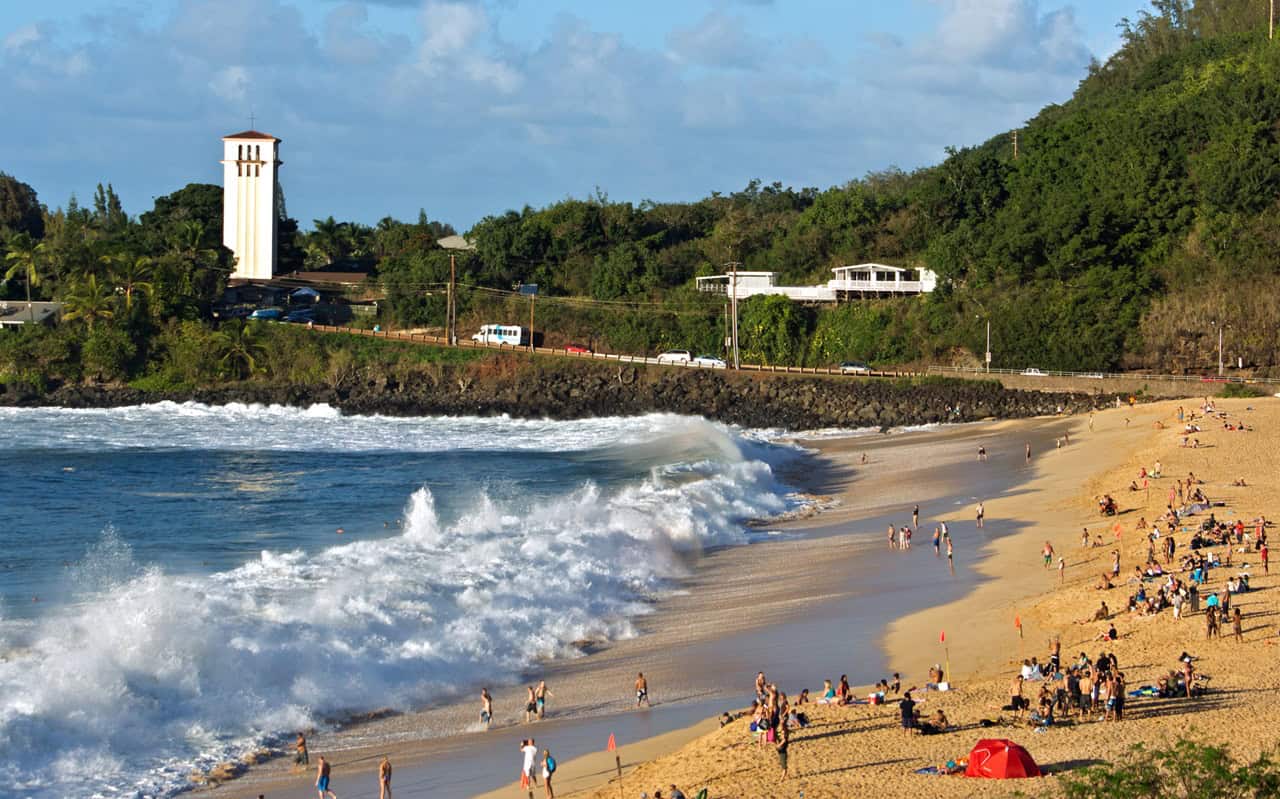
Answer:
xmin=0 ymin=360 xmax=1114 ymax=429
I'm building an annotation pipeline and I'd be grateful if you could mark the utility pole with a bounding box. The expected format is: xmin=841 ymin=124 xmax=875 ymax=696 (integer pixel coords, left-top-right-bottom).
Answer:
xmin=1271 ymin=0 xmax=1275 ymax=40
xmin=1218 ymin=324 xmax=1224 ymax=377
xmin=725 ymin=261 xmax=742 ymax=369
xmin=447 ymin=253 xmax=457 ymax=346
xmin=1011 ymin=129 xmax=1019 ymax=160
xmin=529 ymin=293 xmax=535 ymax=353
xmin=985 ymin=319 xmax=992 ymax=373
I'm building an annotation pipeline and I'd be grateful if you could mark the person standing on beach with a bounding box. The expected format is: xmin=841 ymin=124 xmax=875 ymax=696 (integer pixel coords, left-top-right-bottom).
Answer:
xmin=1233 ymin=608 xmax=1243 ymax=642
xmin=521 ymin=739 xmax=539 ymax=787
xmin=542 ymin=749 xmax=557 ymax=799
xmin=1058 ymin=556 xmax=1066 ymax=585
xmin=315 ymin=755 xmax=337 ymax=799
xmin=480 ymin=688 xmax=493 ymax=728
xmin=774 ymin=716 xmax=790 ymax=779
xmin=525 ymin=686 xmax=537 ymax=723
xmin=888 ymin=523 xmax=897 ymax=550
xmin=947 ymin=537 xmax=955 ymax=572
xmin=912 ymin=505 xmax=920 ymax=528
xmin=932 ymin=526 xmax=941 ymax=557
xmin=1043 ymin=541 xmax=1055 ymax=568
xmin=378 ymin=756 xmax=392 ymax=799
xmin=535 ymin=681 xmax=553 ymax=719
xmin=635 ymin=672 xmax=651 ymax=708
xmin=978 ymin=445 xmax=987 ymax=462
xmin=1262 ymin=543 xmax=1269 ymax=574
xmin=1025 ymin=442 xmax=1032 ymax=463
xmin=976 ymin=501 xmax=985 ymax=529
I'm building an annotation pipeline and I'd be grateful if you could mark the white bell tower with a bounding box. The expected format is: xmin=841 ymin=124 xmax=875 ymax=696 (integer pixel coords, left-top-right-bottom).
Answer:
xmin=221 ymin=130 xmax=281 ymax=281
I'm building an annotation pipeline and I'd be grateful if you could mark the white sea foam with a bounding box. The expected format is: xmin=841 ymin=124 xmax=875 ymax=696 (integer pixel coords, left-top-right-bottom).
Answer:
xmin=0 ymin=410 xmax=793 ymax=798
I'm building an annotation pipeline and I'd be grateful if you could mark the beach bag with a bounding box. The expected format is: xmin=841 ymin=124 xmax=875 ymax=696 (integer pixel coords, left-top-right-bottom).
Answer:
xmin=749 ymin=720 xmax=759 ymax=732
xmin=766 ymin=727 xmax=776 ymax=743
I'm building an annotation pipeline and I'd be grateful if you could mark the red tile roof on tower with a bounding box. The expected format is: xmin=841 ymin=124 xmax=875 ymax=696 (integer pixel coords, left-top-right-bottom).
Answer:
xmin=222 ymin=130 xmax=280 ymax=141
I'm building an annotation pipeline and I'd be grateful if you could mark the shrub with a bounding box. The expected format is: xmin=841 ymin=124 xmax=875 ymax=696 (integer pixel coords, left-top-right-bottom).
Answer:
xmin=82 ymin=326 xmax=137 ymax=382
xmin=1061 ymin=739 xmax=1280 ymax=799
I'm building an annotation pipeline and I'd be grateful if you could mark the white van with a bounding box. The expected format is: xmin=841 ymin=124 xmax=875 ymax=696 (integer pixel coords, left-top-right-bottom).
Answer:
xmin=472 ymin=325 xmax=526 ymax=346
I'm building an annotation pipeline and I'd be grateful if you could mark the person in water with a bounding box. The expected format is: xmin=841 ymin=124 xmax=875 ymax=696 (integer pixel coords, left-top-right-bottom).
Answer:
xmin=535 ymin=680 xmax=553 ymax=719
xmin=480 ymin=688 xmax=493 ymax=728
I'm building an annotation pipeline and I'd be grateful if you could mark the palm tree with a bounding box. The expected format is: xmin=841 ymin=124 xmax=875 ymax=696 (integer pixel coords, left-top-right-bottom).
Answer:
xmin=214 ymin=320 xmax=265 ymax=379
xmin=3 ymin=231 xmax=46 ymax=322
xmin=309 ymin=216 xmax=347 ymax=265
xmin=62 ymin=274 xmax=116 ymax=330
xmin=112 ymin=255 xmax=154 ymax=311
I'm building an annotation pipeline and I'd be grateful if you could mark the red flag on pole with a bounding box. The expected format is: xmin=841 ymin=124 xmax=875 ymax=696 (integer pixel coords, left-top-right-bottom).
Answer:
xmin=939 ymin=631 xmax=945 ymax=643
xmin=1014 ymin=614 xmax=1022 ymax=638
xmin=606 ymin=733 xmax=616 ymax=752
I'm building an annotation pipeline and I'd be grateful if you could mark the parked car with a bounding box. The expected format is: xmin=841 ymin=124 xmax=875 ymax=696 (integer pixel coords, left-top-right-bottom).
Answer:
xmin=285 ymin=309 xmax=315 ymax=323
xmin=692 ymin=354 xmax=727 ymax=369
xmin=564 ymin=343 xmax=592 ymax=354
xmin=214 ymin=306 xmax=253 ymax=320
xmin=248 ymin=307 xmax=284 ymax=321
xmin=1020 ymin=367 xmax=1046 ymax=376
xmin=839 ymin=361 xmax=871 ymax=375
xmin=657 ymin=350 xmax=692 ymax=364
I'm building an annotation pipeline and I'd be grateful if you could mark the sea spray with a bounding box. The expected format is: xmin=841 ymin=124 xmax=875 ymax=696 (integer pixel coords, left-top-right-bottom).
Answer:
xmin=0 ymin=408 xmax=800 ymax=798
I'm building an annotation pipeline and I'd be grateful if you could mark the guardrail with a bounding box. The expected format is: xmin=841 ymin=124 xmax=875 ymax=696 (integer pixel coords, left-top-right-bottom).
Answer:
xmin=925 ymin=365 xmax=1280 ymax=386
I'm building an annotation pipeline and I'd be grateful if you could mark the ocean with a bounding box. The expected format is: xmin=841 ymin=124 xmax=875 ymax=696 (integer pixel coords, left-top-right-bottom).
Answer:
xmin=0 ymin=404 xmax=805 ymax=799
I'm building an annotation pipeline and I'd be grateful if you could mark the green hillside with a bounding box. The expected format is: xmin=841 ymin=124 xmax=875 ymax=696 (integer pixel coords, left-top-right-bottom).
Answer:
xmin=379 ymin=0 xmax=1279 ymax=373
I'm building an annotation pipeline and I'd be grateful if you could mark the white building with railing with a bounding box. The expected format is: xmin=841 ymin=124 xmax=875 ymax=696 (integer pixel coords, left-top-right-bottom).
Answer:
xmin=695 ymin=263 xmax=938 ymax=302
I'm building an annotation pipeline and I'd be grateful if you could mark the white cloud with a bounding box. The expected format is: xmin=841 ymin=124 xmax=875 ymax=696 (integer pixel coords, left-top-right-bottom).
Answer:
xmin=666 ymin=11 xmax=764 ymax=70
xmin=3 ymin=23 xmax=41 ymax=52
xmin=209 ymin=66 xmax=249 ymax=103
xmin=414 ymin=1 xmax=522 ymax=93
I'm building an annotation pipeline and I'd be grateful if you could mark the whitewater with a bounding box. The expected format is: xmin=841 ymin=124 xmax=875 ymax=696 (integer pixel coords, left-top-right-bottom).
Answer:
xmin=0 ymin=404 xmax=803 ymax=798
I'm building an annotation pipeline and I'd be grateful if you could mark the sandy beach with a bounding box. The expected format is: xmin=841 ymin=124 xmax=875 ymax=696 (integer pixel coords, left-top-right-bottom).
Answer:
xmin=549 ymin=396 xmax=1280 ymax=799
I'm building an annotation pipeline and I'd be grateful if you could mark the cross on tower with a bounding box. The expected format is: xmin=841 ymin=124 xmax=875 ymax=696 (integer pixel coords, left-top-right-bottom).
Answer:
xmin=249 ymin=111 xmax=257 ymax=129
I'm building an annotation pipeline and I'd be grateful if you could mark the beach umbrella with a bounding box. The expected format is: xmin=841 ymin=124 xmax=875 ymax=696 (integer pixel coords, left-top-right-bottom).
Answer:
xmin=963 ymin=739 xmax=1042 ymax=779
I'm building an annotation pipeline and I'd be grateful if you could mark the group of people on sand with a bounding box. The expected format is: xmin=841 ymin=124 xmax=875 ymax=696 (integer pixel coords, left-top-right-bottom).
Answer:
xmin=1005 ymin=643 xmax=1132 ymax=726
xmin=518 ymin=738 xmax=559 ymax=798
xmin=294 ymin=734 xmax=393 ymax=799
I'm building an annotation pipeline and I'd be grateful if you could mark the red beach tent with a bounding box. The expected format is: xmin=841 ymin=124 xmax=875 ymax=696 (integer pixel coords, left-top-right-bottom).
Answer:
xmin=964 ymin=739 xmax=1042 ymax=779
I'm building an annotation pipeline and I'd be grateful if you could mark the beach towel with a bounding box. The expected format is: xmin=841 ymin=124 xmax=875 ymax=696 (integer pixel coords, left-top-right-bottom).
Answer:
xmin=915 ymin=766 xmax=942 ymax=775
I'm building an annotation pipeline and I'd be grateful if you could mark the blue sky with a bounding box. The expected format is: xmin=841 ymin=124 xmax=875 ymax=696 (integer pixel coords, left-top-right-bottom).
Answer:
xmin=0 ymin=0 xmax=1149 ymax=231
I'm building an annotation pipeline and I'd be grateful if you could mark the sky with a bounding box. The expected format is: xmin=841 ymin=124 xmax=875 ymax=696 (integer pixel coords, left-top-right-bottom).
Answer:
xmin=0 ymin=0 xmax=1151 ymax=232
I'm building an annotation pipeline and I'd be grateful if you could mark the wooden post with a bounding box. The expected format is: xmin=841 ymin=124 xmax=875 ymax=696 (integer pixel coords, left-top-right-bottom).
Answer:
xmin=615 ymin=754 xmax=623 ymax=799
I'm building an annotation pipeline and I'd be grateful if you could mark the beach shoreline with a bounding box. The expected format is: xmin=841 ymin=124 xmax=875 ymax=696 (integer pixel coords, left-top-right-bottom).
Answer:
xmin=557 ymin=396 xmax=1280 ymax=799
xmin=204 ymin=414 xmax=1082 ymax=799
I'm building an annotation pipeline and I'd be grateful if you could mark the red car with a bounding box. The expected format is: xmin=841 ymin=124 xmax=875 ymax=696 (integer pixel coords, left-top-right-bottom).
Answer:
xmin=565 ymin=343 xmax=592 ymax=354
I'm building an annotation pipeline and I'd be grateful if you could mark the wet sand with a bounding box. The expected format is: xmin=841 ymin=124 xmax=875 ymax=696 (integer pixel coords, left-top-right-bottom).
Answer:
xmin=204 ymin=416 xmax=1077 ymax=799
